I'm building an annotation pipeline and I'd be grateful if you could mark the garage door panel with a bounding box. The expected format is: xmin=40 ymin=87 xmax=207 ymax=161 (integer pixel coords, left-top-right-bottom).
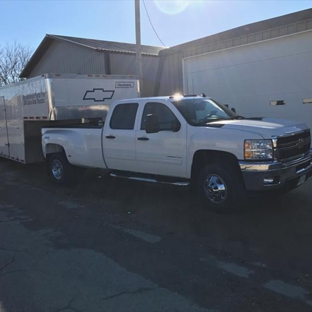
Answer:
xmin=183 ymin=31 xmax=312 ymax=131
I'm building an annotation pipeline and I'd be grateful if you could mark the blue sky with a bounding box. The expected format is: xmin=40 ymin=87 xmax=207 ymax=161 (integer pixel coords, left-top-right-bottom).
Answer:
xmin=0 ymin=0 xmax=311 ymax=51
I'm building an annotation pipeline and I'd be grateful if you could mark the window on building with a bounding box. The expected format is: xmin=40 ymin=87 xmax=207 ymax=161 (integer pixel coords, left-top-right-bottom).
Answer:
xmin=270 ymin=100 xmax=285 ymax=106
xmin=110 ymin=103 xmax=138 ymax=129
xmin=303 ymin=98 xmax=312 ymax=104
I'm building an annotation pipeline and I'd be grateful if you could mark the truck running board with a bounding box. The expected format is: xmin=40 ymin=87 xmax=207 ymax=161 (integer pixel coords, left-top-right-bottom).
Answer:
xmin=110 ymin=173 xmax=189 ymax=186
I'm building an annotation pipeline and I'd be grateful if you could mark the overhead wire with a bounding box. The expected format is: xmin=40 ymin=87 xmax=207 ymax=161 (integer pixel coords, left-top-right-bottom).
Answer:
xmin=142 ymin=0 xmax=167 ymax=47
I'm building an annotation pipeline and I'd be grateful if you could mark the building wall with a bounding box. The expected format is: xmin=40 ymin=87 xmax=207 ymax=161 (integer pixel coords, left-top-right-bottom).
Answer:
xmin=29 ymin=41 xmax=107 ymax=77
xmin=154 ymin=52 xmax=183 ymax=96
xmin=182 ymin=30 xmax=312 ymax=131
xmin=155 ymin=14 xmax=312 ymax=96
xmin=29 ymin=40 xmax=159 ymax=97
xmin=109 ymin=54 xmax=160 ymax=97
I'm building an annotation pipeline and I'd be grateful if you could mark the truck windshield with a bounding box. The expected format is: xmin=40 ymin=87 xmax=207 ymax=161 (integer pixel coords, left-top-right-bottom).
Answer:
xmin=171 ymin=98 xmax=242 ymax=126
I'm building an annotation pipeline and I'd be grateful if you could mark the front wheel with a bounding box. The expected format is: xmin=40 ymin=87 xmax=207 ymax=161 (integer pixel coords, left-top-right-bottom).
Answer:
xmin=48 ymin=153 xmax=76 ymax=185
xmin=197 ymin=163 xmax=245 ymax=213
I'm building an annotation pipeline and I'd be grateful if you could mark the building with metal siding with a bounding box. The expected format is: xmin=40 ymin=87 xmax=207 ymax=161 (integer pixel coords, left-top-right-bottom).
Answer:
xmin=20 ymin=9 xmax=312 ymax=103
xmin=155 ymin=8 xmax=312 ymax=96
xmin=21 ymin=35 xmax=165 ymax=97
xmin=26 ymin=40 xmax=108 ymax=77
xmin=108 ymin=53 xmax=160 ymax=98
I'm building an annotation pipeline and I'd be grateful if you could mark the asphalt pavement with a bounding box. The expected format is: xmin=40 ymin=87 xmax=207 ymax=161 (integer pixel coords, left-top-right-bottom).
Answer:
xmin=0 ymin=158 xmax=312 ymax=312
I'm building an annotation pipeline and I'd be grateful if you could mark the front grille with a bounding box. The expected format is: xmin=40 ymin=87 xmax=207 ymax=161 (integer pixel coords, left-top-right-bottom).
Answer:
xmin=276 ymin=130 xmax=311 ymax=162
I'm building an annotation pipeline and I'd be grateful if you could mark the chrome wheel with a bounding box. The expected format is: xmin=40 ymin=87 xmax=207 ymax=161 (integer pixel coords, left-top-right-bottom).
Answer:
xmin=51 ymin=159 xmax=63 ymax=180
xmin=48 ymin=153 xmax=76 ymax=185
xmin=203 ymin=174 xmax=227 ymax=204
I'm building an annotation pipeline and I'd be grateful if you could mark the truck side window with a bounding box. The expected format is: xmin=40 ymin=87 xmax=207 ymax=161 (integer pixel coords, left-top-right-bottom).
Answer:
xmin=110 ymin=103 xmax=138 ymax=130
xmin=141 ymin=102 xmax=180 ymax=131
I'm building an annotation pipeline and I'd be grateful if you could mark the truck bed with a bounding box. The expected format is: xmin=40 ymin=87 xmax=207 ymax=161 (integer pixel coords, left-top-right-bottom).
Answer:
xmin=43 ymin=119 xmax=104 ymax=129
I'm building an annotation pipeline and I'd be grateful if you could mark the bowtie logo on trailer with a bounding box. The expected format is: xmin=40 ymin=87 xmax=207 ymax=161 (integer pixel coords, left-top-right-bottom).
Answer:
xmin=83 ymin=88 xmax=115 ymax=102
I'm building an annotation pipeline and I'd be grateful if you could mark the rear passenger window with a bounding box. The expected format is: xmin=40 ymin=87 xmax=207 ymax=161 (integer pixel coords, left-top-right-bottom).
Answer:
xmin=110 ymin=103 xmax=138 ymax=130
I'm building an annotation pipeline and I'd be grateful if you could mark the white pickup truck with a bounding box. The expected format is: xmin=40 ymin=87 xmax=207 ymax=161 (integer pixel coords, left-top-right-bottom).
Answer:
xmin=42 ymin=95 xmax=312 ymax=212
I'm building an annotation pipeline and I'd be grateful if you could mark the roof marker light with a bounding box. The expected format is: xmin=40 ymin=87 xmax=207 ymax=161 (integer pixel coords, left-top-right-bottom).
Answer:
xmin=172 ymin=93 xmax=183 ymax=99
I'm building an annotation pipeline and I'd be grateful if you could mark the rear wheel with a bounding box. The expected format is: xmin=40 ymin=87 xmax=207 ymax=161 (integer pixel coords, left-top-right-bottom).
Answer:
xmin=197 ymin=163 xmax=245 ymax=213
xmin=48 ymin=153 xmax=76 ymax=185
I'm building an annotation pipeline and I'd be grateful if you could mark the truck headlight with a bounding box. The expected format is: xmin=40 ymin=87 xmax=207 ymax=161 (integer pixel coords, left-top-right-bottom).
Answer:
xmin=244 ymin=139 xmax=273 ymax=160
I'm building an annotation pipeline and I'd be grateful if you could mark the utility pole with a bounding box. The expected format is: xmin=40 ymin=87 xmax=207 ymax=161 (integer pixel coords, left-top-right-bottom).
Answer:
xmin=135 ymin=0 xmax=143 ymax=96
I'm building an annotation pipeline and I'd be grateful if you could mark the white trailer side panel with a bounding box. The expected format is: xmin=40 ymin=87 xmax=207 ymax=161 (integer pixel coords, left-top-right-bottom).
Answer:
xmin=0 ymin=96 xmax=9 ymax=156
xmin=52 ymin=75 xmax=139 ymax=108
xmin=0 ymin=74 xmax=140 ymax=163
xmin=49 ymin=75 xmax=139 ymax=120
xmin=21 ymin=76 xmax=50 ymax=119
xmin=0 ymin=76 xmax=48 ymax=162
xmin=183 ymin=30 xmax=312 ymax=131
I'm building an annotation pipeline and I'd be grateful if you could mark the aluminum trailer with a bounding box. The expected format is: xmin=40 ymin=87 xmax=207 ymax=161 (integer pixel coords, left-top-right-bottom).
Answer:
xmin=0 ymin=73 xmax=139 ymax=163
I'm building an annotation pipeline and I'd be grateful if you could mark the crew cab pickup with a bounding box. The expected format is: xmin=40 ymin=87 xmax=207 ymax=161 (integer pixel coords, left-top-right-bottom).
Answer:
xmin=42 ymin=95 xmax=312 ymax=212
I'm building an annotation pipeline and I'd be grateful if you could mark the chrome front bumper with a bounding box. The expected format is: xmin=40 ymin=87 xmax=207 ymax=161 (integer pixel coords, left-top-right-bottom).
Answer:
xmin=239 ymin=150 xmax=312 ymax=191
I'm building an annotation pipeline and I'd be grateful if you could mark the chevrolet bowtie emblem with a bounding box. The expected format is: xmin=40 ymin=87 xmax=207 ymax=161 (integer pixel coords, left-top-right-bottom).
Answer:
xmin=83 ymin=88 xmax=115 ymax=102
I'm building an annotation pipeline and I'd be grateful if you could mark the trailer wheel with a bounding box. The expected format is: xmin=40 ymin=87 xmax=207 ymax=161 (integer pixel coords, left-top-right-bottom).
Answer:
xmin=197 ymin=163 xmax=245 ymax=213
xmin=48 ymin=153 xmax=75 ymax=185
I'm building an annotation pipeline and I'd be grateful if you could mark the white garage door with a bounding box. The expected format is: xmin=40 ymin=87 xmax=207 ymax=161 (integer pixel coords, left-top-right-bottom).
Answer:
xmin=183 ymin=30 xmax=312 ymax=131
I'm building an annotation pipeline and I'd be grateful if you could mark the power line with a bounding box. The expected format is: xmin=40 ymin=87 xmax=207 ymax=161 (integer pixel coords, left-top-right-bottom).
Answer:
xmin=142 ymin=0 xmax=167 ymax=47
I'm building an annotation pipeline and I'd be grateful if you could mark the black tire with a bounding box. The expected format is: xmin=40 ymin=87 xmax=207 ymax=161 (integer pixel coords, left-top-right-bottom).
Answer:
xmin=48 ymin=153 xmax=76 ymax=185
xmin=197 ymin=162 xmax=245 ymax=213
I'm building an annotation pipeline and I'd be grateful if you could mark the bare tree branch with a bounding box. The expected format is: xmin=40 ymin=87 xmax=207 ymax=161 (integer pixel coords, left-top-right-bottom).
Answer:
xmin=0 ymin=42 xmax=32 ymax=86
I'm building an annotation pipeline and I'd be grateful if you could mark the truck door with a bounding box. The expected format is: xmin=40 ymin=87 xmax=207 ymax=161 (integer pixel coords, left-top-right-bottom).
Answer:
xmin=0 ymin=96 xmax=10 ymax=157
xmin=136 ymin=101 xmax=187 ymax=178
xmin=103 ymin=102 xmax=139 ymax=172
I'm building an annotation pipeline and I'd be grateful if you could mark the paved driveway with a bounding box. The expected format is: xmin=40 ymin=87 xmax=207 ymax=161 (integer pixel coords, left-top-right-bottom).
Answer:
xmin=0 ymin=158 xmax=312 ymax=312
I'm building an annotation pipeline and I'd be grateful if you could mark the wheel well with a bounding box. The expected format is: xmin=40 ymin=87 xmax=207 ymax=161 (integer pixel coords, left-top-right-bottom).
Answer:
xmin=45 ymin=144 xmax=65 ymax=159
xmin=191 ymin=150 xmax=243 ymax=185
